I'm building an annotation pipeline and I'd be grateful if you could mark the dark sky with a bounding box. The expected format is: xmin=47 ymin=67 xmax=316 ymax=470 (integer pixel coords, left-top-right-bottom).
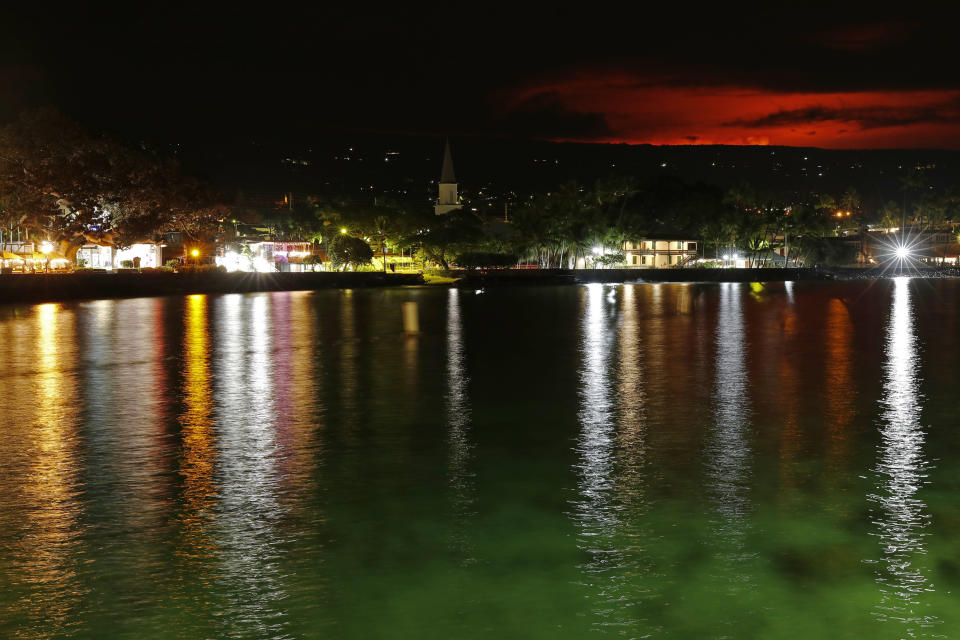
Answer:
xmin=4 ymin=2 xmax=960 ymax=148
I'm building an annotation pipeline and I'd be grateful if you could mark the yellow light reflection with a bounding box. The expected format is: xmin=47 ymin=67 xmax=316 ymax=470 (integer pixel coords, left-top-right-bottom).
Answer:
xmin=824 ymin=298 xmax=855 ymax=467
xmin=776 ymin=293 xmax=803 ymax=491
xmin=615 ymin=285 xmax=648 ymax=500
xmin=176 ymin=295 xmax=218 ymax=566
xmin=339 ymin=290 xmax=359 ymax=432
xmin=9 ymin=303 xmax=85 ymax=638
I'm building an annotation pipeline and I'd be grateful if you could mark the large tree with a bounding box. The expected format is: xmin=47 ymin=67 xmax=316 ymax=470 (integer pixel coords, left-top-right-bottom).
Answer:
xmin=0 ymin=109 xmax=226 ymax=255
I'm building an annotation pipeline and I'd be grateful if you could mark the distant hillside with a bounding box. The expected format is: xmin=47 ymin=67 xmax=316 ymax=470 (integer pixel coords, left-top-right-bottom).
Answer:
xmin=171 ymin=132 xmax=960 ymax=209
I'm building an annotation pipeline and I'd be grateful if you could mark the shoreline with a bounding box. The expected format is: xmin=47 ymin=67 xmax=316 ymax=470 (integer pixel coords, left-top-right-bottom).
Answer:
xmin=449 ymin=266 xmax=960 ymax=286
xmin=0 ymin=271 xmax=424 ymax=305
xmin=1 ymin=267 xmax=956 ymax=305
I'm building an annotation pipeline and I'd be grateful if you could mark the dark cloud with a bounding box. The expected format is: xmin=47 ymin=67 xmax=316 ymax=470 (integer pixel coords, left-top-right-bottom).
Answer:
xmin=806 ymin=20 xmax=918 ymax=52
xmin=5 ymin=3 xmax=960 ymax=148
xmin=492 ymin=93 xmax=612 ymax=141
xmin=723 ymin=100 xmax=960 ymax=131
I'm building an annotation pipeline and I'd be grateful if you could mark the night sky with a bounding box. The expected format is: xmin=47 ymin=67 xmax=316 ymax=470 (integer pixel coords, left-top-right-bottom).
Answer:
xmin=4 ymin=3 xmax=960 ymax=149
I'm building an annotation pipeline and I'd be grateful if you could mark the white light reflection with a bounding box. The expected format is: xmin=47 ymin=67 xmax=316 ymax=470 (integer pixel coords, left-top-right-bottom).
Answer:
xmin=784 ymin=280 xmax=795 ymax=304
xmin=870 ymin=277 xmax=939 ymax=633
xmin=572 ymin=284 xmax=625 ymax=630
xmin=212 ymin=293 xmax=288 ymax=638
xmin=445 ymin=289 xmax=475 ymax=563
xmin=706 ymin=283 xmax=755 ymax=598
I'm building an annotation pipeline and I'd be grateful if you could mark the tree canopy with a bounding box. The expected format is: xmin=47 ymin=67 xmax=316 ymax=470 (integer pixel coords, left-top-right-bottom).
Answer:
xmin=0 ymin=109 xmax=226 ymax=254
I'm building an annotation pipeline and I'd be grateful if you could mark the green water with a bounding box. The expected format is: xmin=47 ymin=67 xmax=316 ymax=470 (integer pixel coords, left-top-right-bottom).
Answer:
xmin=1 ymin=280 xmax=959 ymax=639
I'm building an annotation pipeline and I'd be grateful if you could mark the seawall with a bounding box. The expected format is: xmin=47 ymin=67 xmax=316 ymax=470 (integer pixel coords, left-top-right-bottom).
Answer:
xmin=453 ymin=266 xmax=960 ymax=286
xmin=0 ymin=271 xmax=425 ymax=305
xmin=453 ymin=267 xmax=829 ymax=286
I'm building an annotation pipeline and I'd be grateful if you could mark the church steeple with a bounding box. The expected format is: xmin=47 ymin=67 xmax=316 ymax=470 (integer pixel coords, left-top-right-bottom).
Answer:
xmin=440 ymin=138 xmax=456 ymax=183
xmin=435 ymin=138 xmax=461 ymax=215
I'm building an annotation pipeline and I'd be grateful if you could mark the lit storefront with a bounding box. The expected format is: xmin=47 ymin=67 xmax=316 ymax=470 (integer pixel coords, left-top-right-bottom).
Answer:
xmin=114 ymin=244 xmax=163 ymax=268
xmin=76 ymin=243 xmax=163 ymax=269
xmin=76 ymin=244 xmax=114 ymax=269
xmin=216 ymin=241 xmax=324 ymax=272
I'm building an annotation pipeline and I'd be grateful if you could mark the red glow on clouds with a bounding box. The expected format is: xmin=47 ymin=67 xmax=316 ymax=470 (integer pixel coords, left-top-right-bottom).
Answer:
xmin=504 ymin=73 xmax=960 ymax=148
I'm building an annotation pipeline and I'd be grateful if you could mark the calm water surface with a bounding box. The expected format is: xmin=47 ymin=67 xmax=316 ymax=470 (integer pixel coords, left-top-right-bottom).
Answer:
xmin=1 ymin=280 xmax=959 ymax=639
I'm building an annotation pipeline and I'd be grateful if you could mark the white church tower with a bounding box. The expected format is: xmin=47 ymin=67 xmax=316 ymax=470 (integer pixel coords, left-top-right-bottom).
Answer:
xmin=434 ymin=138 xmax=461 ymax=215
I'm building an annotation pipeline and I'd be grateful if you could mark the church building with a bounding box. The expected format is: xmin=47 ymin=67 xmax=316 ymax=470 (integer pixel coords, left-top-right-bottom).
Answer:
xmin=434 ymin=139 xmax=462 ymax=215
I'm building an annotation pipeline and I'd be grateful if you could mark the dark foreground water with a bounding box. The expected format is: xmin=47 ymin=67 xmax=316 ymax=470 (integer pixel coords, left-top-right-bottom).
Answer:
xmin=1 ymin=280 xmax=959 ymax=639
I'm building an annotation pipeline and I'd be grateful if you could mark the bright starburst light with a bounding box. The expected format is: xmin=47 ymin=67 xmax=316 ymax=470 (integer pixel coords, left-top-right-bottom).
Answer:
xmin=873 ymin=229 xmax=923 ymax=277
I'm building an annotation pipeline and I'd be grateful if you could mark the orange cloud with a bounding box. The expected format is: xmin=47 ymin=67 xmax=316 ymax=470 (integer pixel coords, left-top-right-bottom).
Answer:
xmin=500 ymin=73 xmax=960 ymax=148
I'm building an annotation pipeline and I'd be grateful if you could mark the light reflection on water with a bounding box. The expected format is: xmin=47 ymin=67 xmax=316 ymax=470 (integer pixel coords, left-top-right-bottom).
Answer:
xmin=172 ymin=294 xmax=220 ymax=631
xmin=705 ymin=283 xmax=756 ymax=608
xmin=573 ymin=283 xmax=632 ymax=631
xmin=1 ymin=283 xmax=958 ymax=638
xmin=2 ymin=304 xmax=85 ymax=639
xmin=445 ymin=289 xmax=475 ymax=563
xmin=825 ymin=297 xmax=856 ymax=468
xmin=870 ymin=277 xmax=939 ymax=635
xmin=211 ymin=293 xmax=288 ymax=638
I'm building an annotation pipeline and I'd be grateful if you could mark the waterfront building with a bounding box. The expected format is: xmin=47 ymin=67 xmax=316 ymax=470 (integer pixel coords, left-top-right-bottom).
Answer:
xmin=624 ymin=238 xmax=698 ymax=267
xmin=1 ymin=241 xmax=71 ymax=272
xmin=215 ymin=240 xmax=324 ymax=272
xmin=76 ymin=242 xmax=163 ymax=269
xmin=434 ymin=139 xmax=462 ymax=215
xmin=253 ymin=241 xmax=323 ymax=272
xmin=75 ymin=243 xmax=113 ymax=269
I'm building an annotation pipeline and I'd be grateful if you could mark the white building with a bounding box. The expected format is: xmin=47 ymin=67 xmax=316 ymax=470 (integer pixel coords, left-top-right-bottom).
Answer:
xmin=624 ymin=238 xmax=698 ymax=267
xmin=434 ymin=139 xmax=461 ymax=215
xmin=76 ymin=242 xmax=163 ymax=269
xmin=216 ymin=241 xmax=324 ymax=272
